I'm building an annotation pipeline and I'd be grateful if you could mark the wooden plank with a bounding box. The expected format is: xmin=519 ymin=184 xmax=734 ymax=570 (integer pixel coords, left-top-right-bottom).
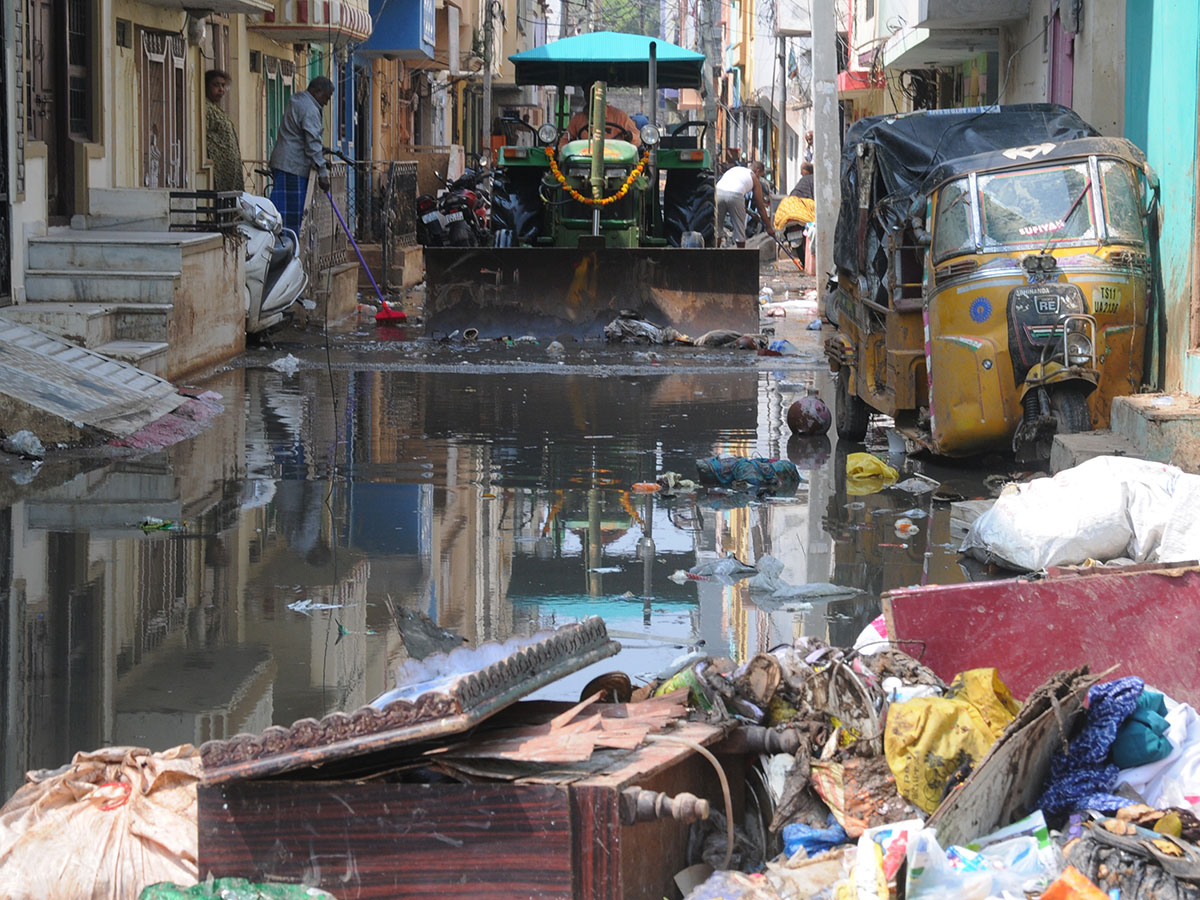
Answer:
xmin=884 ymin=565 xmax=1200 ymax=703
xmin=575 ymin=722 xmax=727 ymax=789
xmin=927 ymin=673 xmax=1093 ymax=847
xmin=199 ymin=781 xmax=573 ymax=899
xmin=570 ymin=785 xmax=621 ymax=900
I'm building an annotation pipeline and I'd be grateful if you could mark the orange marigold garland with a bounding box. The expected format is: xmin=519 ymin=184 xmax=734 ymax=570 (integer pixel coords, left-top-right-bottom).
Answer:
xmin=545 ymin=147 xmax=651 ymax=207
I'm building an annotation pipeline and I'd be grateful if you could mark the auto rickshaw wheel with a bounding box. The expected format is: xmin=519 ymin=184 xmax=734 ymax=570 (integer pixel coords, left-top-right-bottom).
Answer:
xmin=1048 ymin=384 xmax=1092 ymax=435
xmin=835 ymin=367 xmax=869 ymax=442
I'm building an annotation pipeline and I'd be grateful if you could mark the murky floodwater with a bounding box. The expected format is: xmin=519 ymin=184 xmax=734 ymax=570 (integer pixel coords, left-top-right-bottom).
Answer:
xmin=0 ymin=323 xmax=993 ymax=798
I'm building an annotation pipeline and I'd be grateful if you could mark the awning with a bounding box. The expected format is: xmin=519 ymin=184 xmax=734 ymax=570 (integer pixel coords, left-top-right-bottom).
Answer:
xmin=250 ymin=0 xmax=373 ymax=46
xmin=836 ymin=68 xmax=884 ymax=98
xmin=510 ymin=32 xmax=705 ymax=88
xmin=140 ymin=0 xmax=273 ymax=13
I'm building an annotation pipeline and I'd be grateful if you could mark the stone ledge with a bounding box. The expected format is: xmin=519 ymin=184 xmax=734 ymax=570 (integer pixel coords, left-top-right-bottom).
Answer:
xmin=1110 ymin=393 xmax=1200 ymax=473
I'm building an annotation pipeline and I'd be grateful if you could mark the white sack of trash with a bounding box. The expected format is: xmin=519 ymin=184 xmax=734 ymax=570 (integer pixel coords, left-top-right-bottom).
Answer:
xmin=961 ymin=455 xmax=1200 ymax=571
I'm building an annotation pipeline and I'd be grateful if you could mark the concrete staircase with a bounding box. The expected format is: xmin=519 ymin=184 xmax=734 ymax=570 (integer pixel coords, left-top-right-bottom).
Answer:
xmin=0 ymin=231 xmax=228 ymax=378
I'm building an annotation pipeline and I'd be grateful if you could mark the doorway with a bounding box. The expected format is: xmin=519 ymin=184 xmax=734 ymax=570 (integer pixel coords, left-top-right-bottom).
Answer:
xmin=139 ymin=29 xmax=187 ymax=189
xmin=26 ymin=0 xmax=92 ymax=223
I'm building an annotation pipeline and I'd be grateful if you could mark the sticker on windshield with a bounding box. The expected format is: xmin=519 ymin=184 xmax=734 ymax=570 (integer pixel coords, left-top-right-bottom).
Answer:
xmin=1093 ymin=285 xmax=1122 ymax=314
xmin=1018 ymin=219 xmax=1066 ymax=237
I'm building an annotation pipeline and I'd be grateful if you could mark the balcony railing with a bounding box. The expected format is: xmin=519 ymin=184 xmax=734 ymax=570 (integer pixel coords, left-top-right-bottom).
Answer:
xmin=249 ymin=0 xmax=373 ymax=45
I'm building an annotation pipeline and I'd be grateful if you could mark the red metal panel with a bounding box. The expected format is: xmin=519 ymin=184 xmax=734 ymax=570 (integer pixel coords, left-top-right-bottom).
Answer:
xmin=884 ymin=566 xmax=1200 ymax=704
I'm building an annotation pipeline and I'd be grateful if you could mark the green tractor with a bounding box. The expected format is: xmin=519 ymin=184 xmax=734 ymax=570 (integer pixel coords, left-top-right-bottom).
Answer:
xmin=423 ymin=32 xmax=759 ymax=338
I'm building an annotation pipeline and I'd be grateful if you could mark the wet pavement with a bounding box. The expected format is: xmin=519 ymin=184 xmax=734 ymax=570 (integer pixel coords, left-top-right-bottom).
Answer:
xmin=0 ymin=293 xmax=999 ymax=799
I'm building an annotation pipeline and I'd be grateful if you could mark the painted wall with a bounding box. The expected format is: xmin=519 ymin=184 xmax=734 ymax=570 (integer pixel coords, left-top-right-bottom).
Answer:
xmin=1126 ymin=0 xmax=1199 ymax=392
xmin=1001 ymin=0 xmax=1125 ymax=137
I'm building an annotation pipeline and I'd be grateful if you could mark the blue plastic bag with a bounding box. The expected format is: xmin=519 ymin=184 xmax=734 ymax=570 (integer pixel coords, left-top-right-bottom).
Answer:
xmin=781 ymin=818 xmax=849 ymax=857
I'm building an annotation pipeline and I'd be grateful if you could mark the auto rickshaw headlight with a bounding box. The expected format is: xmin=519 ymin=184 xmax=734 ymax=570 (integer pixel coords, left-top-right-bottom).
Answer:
xmin=537 ymin=123 xmax=559 ymax=145
xmin=639 ymin=124 xmax=661 ymax=146
xmin=1066 ymin=332 xmax=1093 ymax=365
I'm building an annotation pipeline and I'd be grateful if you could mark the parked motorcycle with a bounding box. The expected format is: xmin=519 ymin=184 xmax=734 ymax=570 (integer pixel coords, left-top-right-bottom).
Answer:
xmin=416 ymin=192 xmax=448 ymax=246
xmin=238 ymin=192 xmax=306 ymax=334
xmin=438 ymin=163 xmax=491 ymax=247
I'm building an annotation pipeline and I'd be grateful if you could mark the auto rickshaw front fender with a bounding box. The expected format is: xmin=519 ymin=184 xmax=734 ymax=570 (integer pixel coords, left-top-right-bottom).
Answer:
xmin=1018 ymin=363 xmax=1099 ymax=403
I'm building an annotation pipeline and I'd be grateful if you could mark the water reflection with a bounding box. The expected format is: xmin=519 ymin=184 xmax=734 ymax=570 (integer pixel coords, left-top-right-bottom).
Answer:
xmin=0 ymin=347 xmax=989 ymax=799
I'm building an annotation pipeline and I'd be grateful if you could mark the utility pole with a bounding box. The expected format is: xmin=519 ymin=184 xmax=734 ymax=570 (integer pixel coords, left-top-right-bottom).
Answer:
xmin=561 ymin=0 xmax=570 ymax=38
xmin=699 ymin=0 xmax=718 ymax=167
xmin=811 ymin=0 xmax=840 ymax=281
xmin=777 ymin=34 xmax=787 ymax=195
xmin=482 ymin=0 xmax=494 ymax=158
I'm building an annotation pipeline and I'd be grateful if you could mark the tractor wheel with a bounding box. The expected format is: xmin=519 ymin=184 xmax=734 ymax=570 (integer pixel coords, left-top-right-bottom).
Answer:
xmin=490 ymin=171 xmax=543 ymax=244
xmin=835 ymin=367 xmax=869 ymax=442
xmin=663 ymin=170 xmax=716 ymax=247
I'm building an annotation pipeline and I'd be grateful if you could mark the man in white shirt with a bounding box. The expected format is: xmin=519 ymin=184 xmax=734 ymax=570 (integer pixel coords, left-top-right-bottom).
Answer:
xmin=716 ymin=160 xmax=775 ymax=247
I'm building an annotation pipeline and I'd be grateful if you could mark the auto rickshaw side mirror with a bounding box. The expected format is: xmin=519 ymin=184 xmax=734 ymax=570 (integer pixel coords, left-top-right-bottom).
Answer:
xmin=1143 ymin=163 xmax=1161 ymax=216
xmin=908 ymin=196 xmax=932 ymax=246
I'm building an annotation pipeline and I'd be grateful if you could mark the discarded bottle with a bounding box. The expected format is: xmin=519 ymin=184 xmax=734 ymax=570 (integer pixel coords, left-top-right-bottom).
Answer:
xmin=654 ymin=662 xmax=716 ymax=712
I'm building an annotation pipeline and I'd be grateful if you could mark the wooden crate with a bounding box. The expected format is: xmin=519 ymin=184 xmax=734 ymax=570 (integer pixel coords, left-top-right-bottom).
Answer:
xmin=199 ymin=721 xmax=742 ymax=900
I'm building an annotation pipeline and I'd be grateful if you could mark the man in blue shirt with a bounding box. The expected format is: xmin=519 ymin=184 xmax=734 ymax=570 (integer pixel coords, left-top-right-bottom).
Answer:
xmin=268 ymin=76 xmax=335 ymax=234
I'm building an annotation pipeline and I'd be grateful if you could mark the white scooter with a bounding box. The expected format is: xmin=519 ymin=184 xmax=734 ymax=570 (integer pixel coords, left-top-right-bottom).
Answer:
xmin=237 ymin=193 xmax=307 ymax=334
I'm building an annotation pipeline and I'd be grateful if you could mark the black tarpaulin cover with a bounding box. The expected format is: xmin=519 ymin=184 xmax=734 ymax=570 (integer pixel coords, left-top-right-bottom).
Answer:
xmin=833 ymin=104 xmax=1100 ymax=276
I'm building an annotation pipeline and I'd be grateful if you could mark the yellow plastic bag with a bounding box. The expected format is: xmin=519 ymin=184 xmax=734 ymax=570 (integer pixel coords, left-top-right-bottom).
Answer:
xmin=884 ymin=668 xmax=1019 ymax=813
xmin=845 ymin=452 xmax=898 ymax=496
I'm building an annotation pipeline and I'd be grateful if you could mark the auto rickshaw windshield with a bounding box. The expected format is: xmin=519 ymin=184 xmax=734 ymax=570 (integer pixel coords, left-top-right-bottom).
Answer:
xmin=932 ymin=158 xmax=1145 ymax=262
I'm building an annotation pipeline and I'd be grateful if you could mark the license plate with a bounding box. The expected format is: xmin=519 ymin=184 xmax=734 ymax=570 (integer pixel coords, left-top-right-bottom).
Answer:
xmin=1092 ymin=285 xmax=1122 ymax=314
xmin=444 ymin=211 xmax=464 ymax=223
xmin=421 ymin=211 xmax=440 ymax=223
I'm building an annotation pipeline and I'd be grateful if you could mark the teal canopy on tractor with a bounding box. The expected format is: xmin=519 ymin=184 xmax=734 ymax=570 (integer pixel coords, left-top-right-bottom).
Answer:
xmin=509 ymin=31 xmax=705 ymax=88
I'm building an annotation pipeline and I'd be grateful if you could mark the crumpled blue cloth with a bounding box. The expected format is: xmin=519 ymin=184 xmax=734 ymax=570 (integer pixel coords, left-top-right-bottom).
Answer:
xmin=694 ymin=456 xmax=801 ymax=491
xmin=1039 ymin=677 xmax=1144 ymax=815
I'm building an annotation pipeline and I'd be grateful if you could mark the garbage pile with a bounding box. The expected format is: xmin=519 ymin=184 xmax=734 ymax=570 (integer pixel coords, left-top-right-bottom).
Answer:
xmin=651 ymin=633 xmax=1200 ymax=900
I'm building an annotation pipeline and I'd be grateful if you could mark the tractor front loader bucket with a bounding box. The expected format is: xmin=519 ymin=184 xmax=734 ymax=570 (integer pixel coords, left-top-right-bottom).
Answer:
xmin=423 ymin=246 xmax=760 ymax=340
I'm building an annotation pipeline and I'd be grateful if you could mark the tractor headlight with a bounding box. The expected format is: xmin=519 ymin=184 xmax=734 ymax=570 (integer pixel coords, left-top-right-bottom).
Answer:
xmin=639 ymin=124 xmax=661 ymax=147
xmin=1066 ymin=331 xmax=1093 ymax=365
xmin=537 ymin=123 xmax=559 ymax=145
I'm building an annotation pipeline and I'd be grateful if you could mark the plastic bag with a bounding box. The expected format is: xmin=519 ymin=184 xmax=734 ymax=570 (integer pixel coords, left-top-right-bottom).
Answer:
xmin=960 ymin=455 xmax=1200 ymax=571
xmin=141 ymin=879 xmax=338 ymax=900
xmin=1039 ymin=865 xmax=1110 ymax=900
xmin=904 ymin=829 xmax=992 ymax=900
xmin=884 ymin=669 xmax=1019 ymax=813
xmin=845 ymin=453 xmax=898 ymax=496
xmin=0 ymin=745 xmax=201 ymax=900
xmin=782 ymin=818 xmax=849 ymax=857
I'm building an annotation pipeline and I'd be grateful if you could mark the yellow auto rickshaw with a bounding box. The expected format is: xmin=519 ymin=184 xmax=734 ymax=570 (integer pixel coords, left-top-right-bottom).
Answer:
xmin=823 ymin=105 xmax=1156 ymax=459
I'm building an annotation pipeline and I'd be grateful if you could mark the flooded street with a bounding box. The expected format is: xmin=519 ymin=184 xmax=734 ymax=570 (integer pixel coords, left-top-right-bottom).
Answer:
xmin=0 ymin=319 xmax=990 ymax=800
